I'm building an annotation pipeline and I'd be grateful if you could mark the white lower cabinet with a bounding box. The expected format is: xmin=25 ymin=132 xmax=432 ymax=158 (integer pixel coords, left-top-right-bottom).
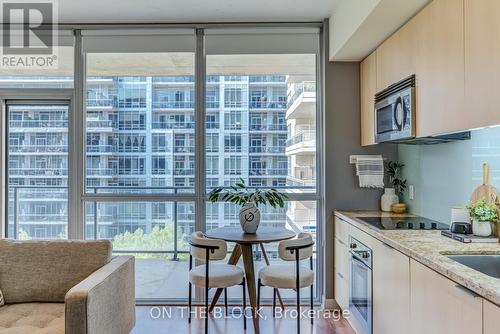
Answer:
xmin=334 ymin=237 xmax=350 ymax=310
xmin=372 ymin=239 xmax=410 ymax=334
xmin=484 ymin=299 xmax=500 ymax=334
xmin=410 ymin=259 xmax=482 ymax=334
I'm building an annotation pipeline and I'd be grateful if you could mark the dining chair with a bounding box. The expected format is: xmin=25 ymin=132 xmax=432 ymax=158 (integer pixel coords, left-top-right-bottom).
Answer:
xmin=188 ymin=231 xmax=246 ymax=334
xmin=257 ymin=232 xmax=314 ymax=334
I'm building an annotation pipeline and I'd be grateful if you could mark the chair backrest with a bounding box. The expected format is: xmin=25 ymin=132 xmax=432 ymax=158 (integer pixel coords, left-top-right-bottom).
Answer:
xmin=190 ymin=231 xmax=227 ymax=261
xmin=278 ymin=233 xmax=314 ymax=261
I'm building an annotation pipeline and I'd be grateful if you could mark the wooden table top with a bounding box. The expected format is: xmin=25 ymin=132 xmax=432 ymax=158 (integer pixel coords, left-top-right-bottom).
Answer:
xmin=205 ymin=226 xmax=296 ymax=244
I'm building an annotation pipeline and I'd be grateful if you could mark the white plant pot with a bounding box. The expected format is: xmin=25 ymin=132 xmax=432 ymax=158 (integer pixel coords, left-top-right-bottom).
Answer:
xmin=472 ymin=220 xmax=493 ymax=237
xmin=239 ymin=203 xmax=261 ymax=234
xmin=381 ymin=188 xmax=399 ymax=212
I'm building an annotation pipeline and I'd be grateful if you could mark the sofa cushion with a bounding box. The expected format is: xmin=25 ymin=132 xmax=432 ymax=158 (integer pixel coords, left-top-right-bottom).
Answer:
xmin=0 ymin=239 xmax=112 ymax=303
xmin=0 ymin=302 xmax=64 ymax=334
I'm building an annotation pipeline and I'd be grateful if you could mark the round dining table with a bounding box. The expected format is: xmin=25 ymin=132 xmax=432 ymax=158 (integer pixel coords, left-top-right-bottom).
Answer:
xmin=205 ymin=226 xmax=296 ymax=334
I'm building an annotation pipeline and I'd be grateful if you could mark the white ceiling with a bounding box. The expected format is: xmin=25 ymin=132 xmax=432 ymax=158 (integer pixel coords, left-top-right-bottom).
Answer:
xmin=56 ymin=0 xmax=338 ymax=24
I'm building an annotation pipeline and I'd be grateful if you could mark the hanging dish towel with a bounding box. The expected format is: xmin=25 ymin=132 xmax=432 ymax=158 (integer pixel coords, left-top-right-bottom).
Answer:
xmin=355 ymin=156 xmax=384 ymax=188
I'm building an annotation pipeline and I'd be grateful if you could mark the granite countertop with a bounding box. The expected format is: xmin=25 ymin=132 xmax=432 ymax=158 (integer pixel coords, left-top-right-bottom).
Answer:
xmin=335 ymin=210 xmax=500 ymax=306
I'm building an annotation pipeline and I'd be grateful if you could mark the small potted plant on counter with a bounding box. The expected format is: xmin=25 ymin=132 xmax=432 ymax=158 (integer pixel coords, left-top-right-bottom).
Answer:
xmin=382 ymin=161 xmax=408 ymax=212
xmin=208 ymin=178 xmax=288 ymax=234
xmin=466 ymin=199 xmax=499 ymax=237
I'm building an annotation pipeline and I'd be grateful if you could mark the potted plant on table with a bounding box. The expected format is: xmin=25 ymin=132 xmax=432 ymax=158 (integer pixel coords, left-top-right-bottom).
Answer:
xmin=382 ymin=161 xmax=408 ymax=212
xmin=466 ymin=199 xmax=499 ymax=237
xmin=208 ymin=178 xmax=288 ymax=234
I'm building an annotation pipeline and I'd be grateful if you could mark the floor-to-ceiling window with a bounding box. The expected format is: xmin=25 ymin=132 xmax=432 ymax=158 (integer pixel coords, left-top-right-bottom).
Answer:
xmin=2 ymin=26 xmax=322 ymax=303
xmin=204 ymin=28 xmax=321 ymax=300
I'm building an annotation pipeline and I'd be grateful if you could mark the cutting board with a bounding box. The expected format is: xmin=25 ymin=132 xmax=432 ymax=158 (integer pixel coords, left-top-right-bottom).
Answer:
xmin=470 ymin=163 xmax=499 ymax=204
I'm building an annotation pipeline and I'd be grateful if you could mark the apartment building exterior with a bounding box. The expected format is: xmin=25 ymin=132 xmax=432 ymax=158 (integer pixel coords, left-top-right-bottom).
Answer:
xmin=5 ymin=74 xmax=316 ymax=244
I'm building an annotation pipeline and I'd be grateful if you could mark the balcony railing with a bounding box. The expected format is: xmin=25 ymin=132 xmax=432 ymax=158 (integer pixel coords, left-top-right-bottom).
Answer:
xmin=86 ymin=99 xmax=115 ymax=107
xmin=87 ymin=167 xmax=115 ymax=176
xmin=86 ymin=145 xmax=114 ymax=153
xmin=174 ymin=146 xmax=195 ymax=153
xmin=10 ymin=145 xmax=67 ymax=153
xmin=249 ymin=124 xmax=287 ymax=131
xmin=152 ymin=101 xmax=194 ymax=109
xmin=9 ymin=168 xmax=67 ymax=176
xmin=249 ymin=75 xmax=286 ymax=83
xmin=249 ymin=101 xmax=287 ymax=109
xmin=249 ymin=168 xmax=288 ymax=176
xmin=152 ymin=122 xmax=195 ymax=129
xmin=287 ymin=82 xmax=316 ymax=108
xmin=174 ymin=168 xmax=194 ymax=176
xmin=249 ymin=146 xmax=284 ymax=153
xmin=286 ymin=130 xmax=315 ymax=147
xmin=86 ymin=120 xmax=114 ymax=128
xmin=153 ymin=76 xmax=194 ymax=83
xmin=9 ymin=120 xmax=68 ymax=128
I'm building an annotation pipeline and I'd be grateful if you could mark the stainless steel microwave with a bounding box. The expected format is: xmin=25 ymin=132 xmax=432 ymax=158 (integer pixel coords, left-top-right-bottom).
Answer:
xmin=374 ymin=75 xmax=416 ymax=143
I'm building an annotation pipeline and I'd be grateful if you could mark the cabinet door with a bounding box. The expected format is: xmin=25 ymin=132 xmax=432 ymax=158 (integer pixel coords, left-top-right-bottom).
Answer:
xmin=465 ymin=0 xmax=500 ymax=129
xmin=376 ymin=21 xmax=416 ymax=92
xmin=410 ymin=259 xmax=482 ymax=334
xmin=484 ymin=299 xmax=500 ymax=334
xmin=413 ymin=0 xmax=465 ymax=137
xmin=334 ymin=238 xmax=350 ymax=310
xmin=360 ymin=51 xmax=377 ymax=146
xmin=372 ymin=240 xmax=410 ymax=334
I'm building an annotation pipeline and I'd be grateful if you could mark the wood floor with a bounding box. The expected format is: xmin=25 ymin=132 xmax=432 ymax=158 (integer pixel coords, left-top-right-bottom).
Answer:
xmin=132 ymin=306 xmax=355 ymax=334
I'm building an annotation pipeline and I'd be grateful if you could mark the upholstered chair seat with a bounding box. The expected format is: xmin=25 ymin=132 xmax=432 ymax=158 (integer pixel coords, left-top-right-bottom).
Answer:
xmin=189 ymin=263 xmax=244 ymax=288
xmin=259 ymin=264 xmax=314 ymax=289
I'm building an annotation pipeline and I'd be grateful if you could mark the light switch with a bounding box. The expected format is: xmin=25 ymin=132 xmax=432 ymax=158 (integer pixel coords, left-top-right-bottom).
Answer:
xmin=409 ymin=185 xmax=415 ymax=200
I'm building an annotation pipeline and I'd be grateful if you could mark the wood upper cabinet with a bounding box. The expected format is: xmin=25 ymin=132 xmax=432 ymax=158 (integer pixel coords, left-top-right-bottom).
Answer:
xmin=484 ymin=299 xmax=500 ymax=334
xmin=410 ymin=259 xmax=482 ymax=334
xmin=372 ymin=240 xmax=410 ymax=334
xmin=465 ymin=0 xmax=500 ymax=129
xmin=376 ymin=21 xmax=416 ymax=92
xmin=412 ymin=0 xmax=465 ymax=137
xmin=360 ymin=51 xmax=377 ymax=146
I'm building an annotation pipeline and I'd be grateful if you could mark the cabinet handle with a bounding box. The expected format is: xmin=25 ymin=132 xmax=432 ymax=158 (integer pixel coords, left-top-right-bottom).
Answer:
xmin=455 ymin=284 xmax=480 ymax=298
xmin=337 ymin=272 xmax=345 ymax=279
xmin=337 ymin=239 xmax=345 ymax=246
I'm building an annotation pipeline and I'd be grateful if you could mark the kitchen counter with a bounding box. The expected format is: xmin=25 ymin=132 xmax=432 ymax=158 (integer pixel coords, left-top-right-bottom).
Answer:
xmin=335 ymin=210 xmax=500 ymax=306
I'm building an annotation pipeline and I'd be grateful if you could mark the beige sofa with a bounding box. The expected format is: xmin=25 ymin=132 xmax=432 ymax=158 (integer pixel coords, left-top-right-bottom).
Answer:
xmin=0 ymin=239 xmax=136 ymax=334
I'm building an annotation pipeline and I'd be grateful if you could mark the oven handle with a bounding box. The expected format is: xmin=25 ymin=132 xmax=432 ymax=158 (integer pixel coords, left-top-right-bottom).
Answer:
xmin=350 ymin=251 xmax=371 ymax=269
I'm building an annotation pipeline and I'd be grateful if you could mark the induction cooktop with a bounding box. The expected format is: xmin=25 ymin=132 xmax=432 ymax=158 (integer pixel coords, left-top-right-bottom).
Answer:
xmin=356 ymin=216 xmax=449 ymax=230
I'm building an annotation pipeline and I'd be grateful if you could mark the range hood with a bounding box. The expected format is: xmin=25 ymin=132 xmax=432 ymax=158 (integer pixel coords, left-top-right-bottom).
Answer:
xmin=391 ymin=131 xmax=471 ymax=145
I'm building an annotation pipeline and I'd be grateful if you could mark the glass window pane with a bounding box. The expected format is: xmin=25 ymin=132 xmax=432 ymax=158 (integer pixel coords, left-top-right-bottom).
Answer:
xmin=7 ymin=103 xmax=69 ymax=239
xmin=85 ymin=201 xmax=195 ymax=300
xmin=206 ymin=55 xmax=316 ymax=193
xmin=85 ymin=52 xmax=195 ymax=194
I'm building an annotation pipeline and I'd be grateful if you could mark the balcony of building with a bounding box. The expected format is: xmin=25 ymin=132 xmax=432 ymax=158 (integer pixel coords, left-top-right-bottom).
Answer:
xmin=249 ymin=100 xmax=287 ymax=110
xmin=249 ymin=75 xmax=286 ymax=84
xmin=9 ymin=144 xmax=67 ymax=154
xmin=285 ymin=129 xmax=315 ymax=155
xmin=249 ymin=123 xmax=287 ymax=132
xmin=249 ymin=168 xmax=288 ymax=176
xmin=286 ymin=166 xmax=316 ymax=187
xmin=151 ymin=120 xmax=195 ymax=130
xmin=86 ymin=119 xmax=115 ymax=132
xmin=248 ymin=146 xmax=285 ymax=154
xmin=86 ymin=144 xmax=115 ymax=154
xmin=86 ymin=98 xmax=116 ymax=109
xmin=286 ymin=82 xmax=316 ymax=120
xmin=152 ymin=101 xmax=195 ymax=110
xmin=9 ymin=120 xmax=68 ymax=132
xmin=9 ymin=167 xmax=68 ymax=177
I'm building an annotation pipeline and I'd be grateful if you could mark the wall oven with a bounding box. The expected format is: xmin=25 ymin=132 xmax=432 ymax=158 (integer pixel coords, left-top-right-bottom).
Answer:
xmin=374 ymin=75 xmax=416 ymax=143
xmin=349 ymin=237 xmax=372 ymax=334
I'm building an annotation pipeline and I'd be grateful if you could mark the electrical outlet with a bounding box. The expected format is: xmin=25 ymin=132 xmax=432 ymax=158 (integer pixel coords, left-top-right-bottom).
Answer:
xmin=409 ymin=185 xmax=415 ymax=200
